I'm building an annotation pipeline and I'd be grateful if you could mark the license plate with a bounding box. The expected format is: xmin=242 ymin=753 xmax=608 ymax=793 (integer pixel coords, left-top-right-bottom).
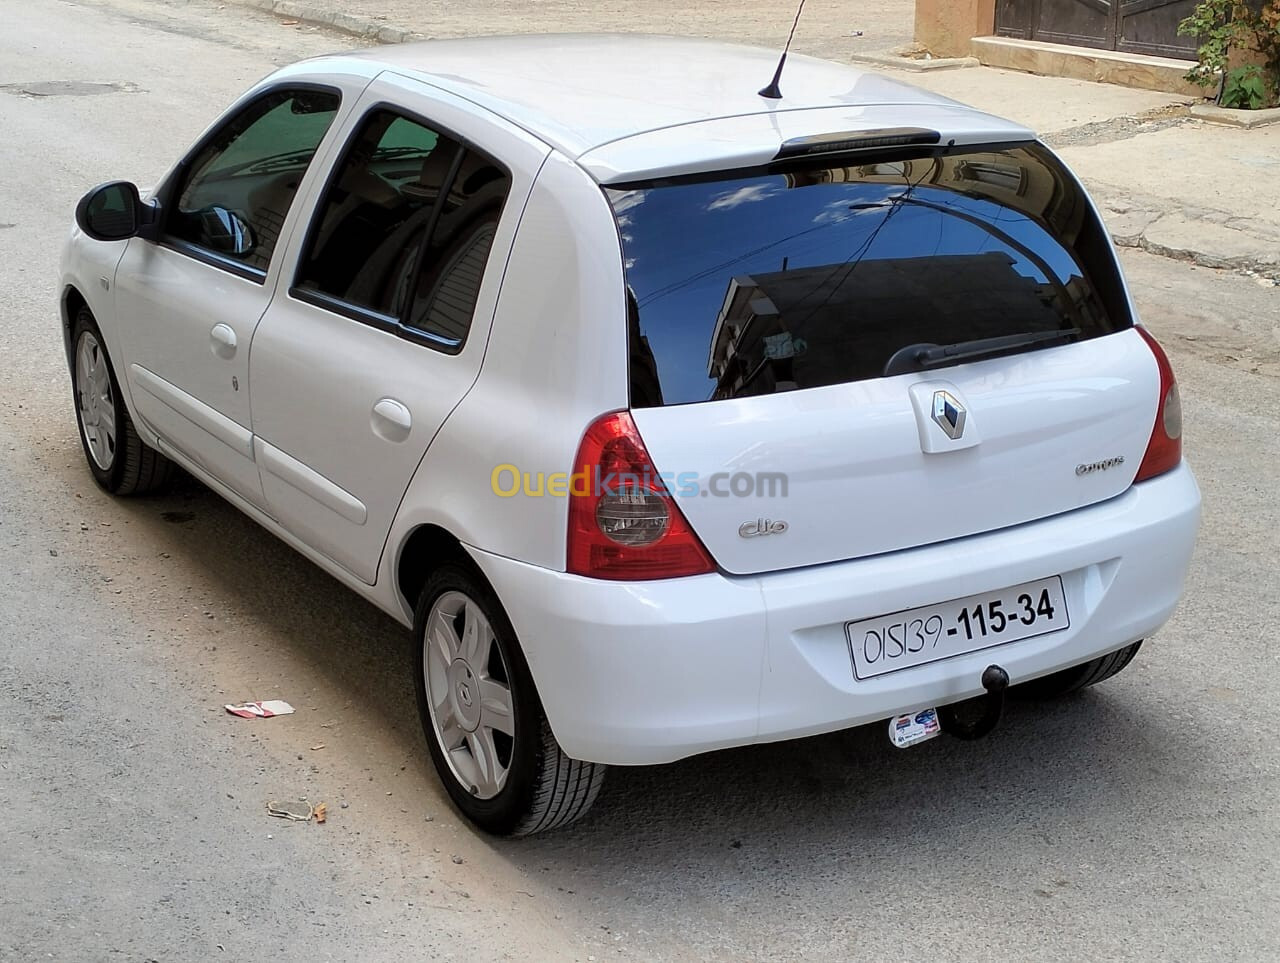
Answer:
xmin=846 ymin=576 xmax=1069 ymax=680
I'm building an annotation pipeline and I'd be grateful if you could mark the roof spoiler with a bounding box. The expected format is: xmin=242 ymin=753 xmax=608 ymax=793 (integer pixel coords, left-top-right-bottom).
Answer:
xmin=774 ymin=127 xmax=942 ymax=160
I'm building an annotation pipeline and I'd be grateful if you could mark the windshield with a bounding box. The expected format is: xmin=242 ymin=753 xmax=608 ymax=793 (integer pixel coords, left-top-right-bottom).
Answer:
xmin=606 ymin=142 xmax=1131 ymax=408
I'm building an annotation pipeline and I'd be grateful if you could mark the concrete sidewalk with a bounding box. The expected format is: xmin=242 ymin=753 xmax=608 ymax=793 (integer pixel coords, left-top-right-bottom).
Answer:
xmin=231 ymin=0 xmax=1279 ymax=278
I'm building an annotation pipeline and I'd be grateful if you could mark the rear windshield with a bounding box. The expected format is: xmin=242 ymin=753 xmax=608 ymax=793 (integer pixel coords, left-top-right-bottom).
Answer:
xmin=606 ymin=142 xmax=1131 ymax=408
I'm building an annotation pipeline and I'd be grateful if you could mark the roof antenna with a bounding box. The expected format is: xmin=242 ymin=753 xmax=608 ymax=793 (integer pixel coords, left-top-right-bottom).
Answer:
xmin=758 ymin=0 xmax=809 ymax=99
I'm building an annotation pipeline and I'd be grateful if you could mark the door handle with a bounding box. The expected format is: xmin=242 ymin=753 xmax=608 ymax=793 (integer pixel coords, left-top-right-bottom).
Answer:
xmin=371 ymin=398 xmax=412 ymax=442
xmin=210 ymin=323 xmax=237 ymax=360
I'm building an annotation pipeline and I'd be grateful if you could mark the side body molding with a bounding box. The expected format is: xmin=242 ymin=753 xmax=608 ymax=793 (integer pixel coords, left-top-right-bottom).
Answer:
xmin=130 ymin=364 xmax=253 ymax=459
xmin=253 ymin=436 xmax=368 ymax=526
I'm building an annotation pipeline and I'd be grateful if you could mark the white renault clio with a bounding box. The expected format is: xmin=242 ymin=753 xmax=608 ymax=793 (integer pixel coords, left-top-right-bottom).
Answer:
xmin=61 ymin=35 xmax=1200 ymax=835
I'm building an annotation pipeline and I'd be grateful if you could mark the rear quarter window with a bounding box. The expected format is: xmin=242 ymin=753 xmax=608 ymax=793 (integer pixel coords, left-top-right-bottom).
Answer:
xmin=607 ymin=142 xmax=1130 ymax=407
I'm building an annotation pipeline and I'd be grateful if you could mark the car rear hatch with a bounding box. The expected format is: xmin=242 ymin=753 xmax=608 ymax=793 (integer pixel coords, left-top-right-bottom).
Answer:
xmin=605 ymin=138 xmax=1160 ymax=576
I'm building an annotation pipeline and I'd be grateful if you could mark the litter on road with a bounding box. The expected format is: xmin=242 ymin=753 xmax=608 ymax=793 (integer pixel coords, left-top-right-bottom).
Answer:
xmin=267 ymin=799 xmax=315 ymax=821
xmin=224 ymin=700 xmax=295 ymax=718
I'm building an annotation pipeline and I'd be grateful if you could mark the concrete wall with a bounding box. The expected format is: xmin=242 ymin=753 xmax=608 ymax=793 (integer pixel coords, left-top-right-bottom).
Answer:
xmin=914 ymin=0 xmax=995 ymax=58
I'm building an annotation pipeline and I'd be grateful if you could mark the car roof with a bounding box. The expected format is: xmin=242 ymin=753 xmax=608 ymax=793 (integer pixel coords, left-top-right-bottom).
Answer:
xmin=321 ymin=34 xmax=1035 ymax=182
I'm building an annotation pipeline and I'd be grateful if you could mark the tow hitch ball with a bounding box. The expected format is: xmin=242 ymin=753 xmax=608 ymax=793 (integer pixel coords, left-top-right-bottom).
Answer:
xmin=938 ymin=665 xmax=1010 ymax=741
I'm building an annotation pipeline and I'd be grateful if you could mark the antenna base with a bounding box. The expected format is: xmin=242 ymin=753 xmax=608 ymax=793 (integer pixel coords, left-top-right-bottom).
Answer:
xmin=757 ymin=52 xmax=787 ymax=100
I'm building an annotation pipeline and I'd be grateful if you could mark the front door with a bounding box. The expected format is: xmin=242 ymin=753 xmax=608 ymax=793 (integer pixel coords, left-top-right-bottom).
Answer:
xmin=114 ymin=86 xmax=343 ymax=509
xmin=995 ymin=0 xmax=1199 ymax=59
xmin=247 ymin=74 xmax=549 ymax=584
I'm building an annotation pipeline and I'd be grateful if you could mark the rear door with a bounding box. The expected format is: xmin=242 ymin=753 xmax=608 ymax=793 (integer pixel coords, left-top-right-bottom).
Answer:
xmin=608 ymin=142 xmax=1159 ymax=575
xmin=247 ymin=73 xmax=550 ymax=584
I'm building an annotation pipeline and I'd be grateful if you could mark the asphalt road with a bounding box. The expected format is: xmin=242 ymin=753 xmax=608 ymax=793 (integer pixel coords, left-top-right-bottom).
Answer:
xmin=2 ymin=1 xmax=1279 ymax=960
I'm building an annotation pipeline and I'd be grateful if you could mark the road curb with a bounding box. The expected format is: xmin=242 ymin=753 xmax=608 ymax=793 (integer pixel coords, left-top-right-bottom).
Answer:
xmin=1113 ymin=227 xmax=1280 ymax=279
xmin=1112 ymin=233 xmax=1280 ymax=278
xmin=231 ymin=0 xmax=423 ymax=43
xmin=1189 ymin=103 xmax=1280 ymax=128
xmin=1093 ymin=185 xmax=1280 ymax=279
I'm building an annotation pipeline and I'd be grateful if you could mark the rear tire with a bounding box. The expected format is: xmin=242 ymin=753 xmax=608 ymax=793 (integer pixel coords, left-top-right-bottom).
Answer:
xmin=1014 ymin=640 xmax=1143 ymax=699
xmin=70 ymin=307 xmax=173 ymax=496
xmin=413 ymin=562 xmax=605 ymax=836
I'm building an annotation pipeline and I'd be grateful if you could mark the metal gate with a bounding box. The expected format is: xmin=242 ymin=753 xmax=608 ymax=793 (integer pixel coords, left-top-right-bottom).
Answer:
xmin=995 ymin=0 xmax=1200 ymax=59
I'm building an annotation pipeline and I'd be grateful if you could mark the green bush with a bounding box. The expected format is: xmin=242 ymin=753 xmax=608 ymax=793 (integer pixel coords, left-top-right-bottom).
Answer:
xmin=1179 ymin=0 xmax=1280 ymax=108
xmin=1224 ymin=63 xmax=1269 ymax=106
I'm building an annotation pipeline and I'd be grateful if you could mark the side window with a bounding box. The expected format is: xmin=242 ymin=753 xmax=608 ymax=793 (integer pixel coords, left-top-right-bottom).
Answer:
xmin=405 ymin=150 xmax=511 ymax=345
xmin=168 ymin=88 xmax=340 ymax=273
xmin=296 ymin=110 xmax=457 ymax=318
xmin=295 ymin=109 xmax=512 ymax=349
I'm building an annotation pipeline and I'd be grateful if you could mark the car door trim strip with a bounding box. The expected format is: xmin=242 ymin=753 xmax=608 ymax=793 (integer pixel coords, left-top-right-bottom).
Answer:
xmin=254 ymin=437 xmax=369 ymax=525
xmin=129 ymin=364 xmax=254 ymax=460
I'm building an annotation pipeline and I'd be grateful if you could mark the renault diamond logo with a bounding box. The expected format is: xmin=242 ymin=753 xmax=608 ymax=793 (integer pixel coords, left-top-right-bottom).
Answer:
xmin=931 ymin=390 xmax=966 ymax=440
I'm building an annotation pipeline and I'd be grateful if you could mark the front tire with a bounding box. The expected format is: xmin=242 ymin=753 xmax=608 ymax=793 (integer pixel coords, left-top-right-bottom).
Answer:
xmin=413 ymin=562 xmax=605 ymax=836
xmin=70 ymin=307 xmax=172 ymax=495
xmin=1014 ymin=640 xmax=1143 ymax=699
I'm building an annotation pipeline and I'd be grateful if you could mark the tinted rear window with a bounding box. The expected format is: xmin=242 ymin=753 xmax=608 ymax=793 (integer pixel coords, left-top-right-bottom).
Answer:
xmin=607 ymin=142 xmax=1130 ymax=407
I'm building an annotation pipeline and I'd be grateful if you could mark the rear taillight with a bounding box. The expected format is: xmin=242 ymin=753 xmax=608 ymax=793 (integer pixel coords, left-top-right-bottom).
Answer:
xmin=1134 ymin=326 xmax=1183 ymax=482
xmin=567 ymin=411 xmax=715 ymax=580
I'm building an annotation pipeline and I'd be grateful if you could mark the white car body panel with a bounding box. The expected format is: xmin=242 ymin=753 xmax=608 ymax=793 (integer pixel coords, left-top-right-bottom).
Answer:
xmin=378 ymin=148 xmax=630 ymax=595
xmin=247 ymin=71 xmax=552 ymax=584
xmin=113 ymin=247 xmax=273 ymax=507
xmin=632 ymin=331 xmax=1160 ymax=576
xmin=579 ymin=104 xmax=1033 ymax=183
xmin=107 ymin=66 xmax=375 ymax=510
xmin=59 ymin=234 xmax=131 ymax=392
xmin=339 ymin=35 xmax=976 ymax=163
xmin=472 ymin=464 xmax=1199 ymax=764
xmin=56 ymin=35 xmax=1202 ymax=769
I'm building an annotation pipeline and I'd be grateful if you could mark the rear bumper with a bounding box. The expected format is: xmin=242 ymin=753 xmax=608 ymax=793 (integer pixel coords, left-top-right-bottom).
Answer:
xmin=469 ymin=463 xmax=1200 ymax=765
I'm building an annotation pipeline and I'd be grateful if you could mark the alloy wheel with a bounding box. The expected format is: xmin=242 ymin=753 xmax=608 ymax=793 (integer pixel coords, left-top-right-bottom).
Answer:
xmin=76 ymin=331 xmax=116 ymax=471
xmin=423 ymin=590 xmax=517 ymax=799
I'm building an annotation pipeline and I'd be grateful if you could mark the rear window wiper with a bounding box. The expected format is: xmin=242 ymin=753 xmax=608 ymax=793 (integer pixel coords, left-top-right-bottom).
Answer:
xmin=883 ymin=328 xmax=1082 ymax=377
